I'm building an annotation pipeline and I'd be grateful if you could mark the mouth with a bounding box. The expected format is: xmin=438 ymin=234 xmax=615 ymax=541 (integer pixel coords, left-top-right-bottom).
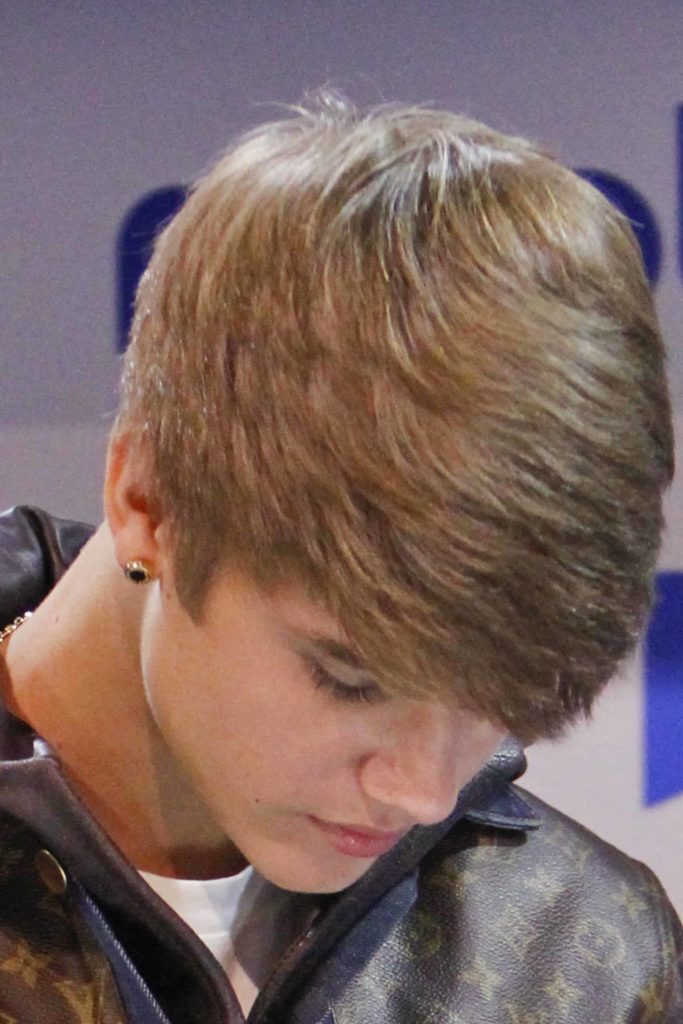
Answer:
xmin=308 ymin=816 xmax=409 ymax=858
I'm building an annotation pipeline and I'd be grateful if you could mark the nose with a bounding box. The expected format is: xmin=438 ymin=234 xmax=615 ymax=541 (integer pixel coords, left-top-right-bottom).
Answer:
xmin=357 ymin=700 xmax=466 ymax=827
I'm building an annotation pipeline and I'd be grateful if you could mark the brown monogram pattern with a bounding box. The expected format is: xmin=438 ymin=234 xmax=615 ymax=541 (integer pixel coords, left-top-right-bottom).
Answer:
xmin=0 ymin=815 xmax=126 ymax=1024
xmin=0 ymin=792 xmax=681 ymax=1023
xmin=333 ymin=790 xmax=683 ymax=1023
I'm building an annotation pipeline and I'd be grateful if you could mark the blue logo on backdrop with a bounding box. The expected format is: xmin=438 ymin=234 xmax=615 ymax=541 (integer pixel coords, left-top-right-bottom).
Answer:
xmin=644 ymin=574 xmax=683 ymax=806
xmin=116 ymin=186 xmax=186 ymax=353
xmin=114 ymin=171 xmax=664 ymax=350
xmin=115 ymin=104 xmax=683 ymax=348
xmin=116 ymin=102 xmax=683 ymax=348
xmin=576 ymin=169 xmax=662 ymax=285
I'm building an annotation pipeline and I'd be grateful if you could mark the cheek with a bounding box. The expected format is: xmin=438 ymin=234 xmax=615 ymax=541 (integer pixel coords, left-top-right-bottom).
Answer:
xmin=141 ymin=642 xmax=322 ymax=791
xmin=137 ymin=588 xmax=361 ymax=802
xmin=456 ymin=723 xmax=508 ymax=789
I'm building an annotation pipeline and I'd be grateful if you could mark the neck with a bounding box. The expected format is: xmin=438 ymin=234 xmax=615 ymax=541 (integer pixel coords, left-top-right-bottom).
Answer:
xmin=1 ymin=526 xmax=246 ymax=879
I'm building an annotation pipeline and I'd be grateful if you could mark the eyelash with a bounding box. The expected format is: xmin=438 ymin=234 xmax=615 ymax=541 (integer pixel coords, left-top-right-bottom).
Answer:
xmin=309 ymin=661 xmax=383 ymax=705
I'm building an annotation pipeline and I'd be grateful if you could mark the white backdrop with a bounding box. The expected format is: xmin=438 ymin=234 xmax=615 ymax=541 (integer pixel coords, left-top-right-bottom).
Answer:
xmin=1 ymin=0 xmax=682 ymax=914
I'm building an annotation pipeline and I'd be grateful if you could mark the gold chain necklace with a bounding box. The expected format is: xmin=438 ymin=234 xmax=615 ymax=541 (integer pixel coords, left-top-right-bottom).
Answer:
xmin=0 ymin=612 xmax=32 ymax=644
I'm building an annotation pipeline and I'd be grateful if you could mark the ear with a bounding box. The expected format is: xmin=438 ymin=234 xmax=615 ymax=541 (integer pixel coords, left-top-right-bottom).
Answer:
xmin=103 ymin=433 xmax=167 ymax=577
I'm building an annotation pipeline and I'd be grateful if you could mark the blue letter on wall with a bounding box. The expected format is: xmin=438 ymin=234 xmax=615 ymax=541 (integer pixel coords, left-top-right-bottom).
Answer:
xmin=116 ymin=186 xmax=185 ymax=353
xmin=644 ymin=573 xmax=683 ymax=806
xmin=116 ymin=167 xmax=663 ymax=352
xmin=577 ymin=169 xmax=662 ymax=286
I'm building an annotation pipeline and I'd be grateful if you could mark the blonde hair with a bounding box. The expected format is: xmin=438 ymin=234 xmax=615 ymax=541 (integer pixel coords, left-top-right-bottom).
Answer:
xmin=117 ymin=95 xmax=673 ymax=742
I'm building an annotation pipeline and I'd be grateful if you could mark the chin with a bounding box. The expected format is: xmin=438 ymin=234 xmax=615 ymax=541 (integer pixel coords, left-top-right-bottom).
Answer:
xmin=251 ymin=849 xmax=374 ymax=894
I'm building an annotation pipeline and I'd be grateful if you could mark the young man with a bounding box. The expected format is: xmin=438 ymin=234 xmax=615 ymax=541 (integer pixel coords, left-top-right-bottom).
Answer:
xmin=0 ymin=96 xmax=681 ymax=1022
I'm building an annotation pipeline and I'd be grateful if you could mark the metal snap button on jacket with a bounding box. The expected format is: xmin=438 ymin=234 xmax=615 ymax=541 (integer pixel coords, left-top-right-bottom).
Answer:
xmin=35 ymin=849 xmax=67 ymax=894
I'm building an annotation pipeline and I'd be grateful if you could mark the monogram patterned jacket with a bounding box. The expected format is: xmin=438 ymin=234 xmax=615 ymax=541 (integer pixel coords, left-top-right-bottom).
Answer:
xmin=0 ymin=505 xmax=681 ymax=1024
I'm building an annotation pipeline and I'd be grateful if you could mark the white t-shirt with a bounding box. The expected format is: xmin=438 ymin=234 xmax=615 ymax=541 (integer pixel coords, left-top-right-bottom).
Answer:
xmin=140 ymin=867 xmax=317 ymax=1016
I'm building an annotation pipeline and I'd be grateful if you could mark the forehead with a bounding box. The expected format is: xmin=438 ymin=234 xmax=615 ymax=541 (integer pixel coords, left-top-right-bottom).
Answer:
xmin=204 ymin=567 xmax=350 ymax=649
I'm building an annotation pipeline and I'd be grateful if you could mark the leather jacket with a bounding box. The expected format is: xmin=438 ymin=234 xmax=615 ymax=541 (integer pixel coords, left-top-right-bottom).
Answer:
xmin=0 ymin=505 xmax=681 ymax=1023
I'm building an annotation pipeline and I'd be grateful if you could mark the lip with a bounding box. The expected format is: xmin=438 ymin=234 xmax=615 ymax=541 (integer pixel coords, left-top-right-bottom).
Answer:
xmin=308 ymin=816 xmax=408 ymax=858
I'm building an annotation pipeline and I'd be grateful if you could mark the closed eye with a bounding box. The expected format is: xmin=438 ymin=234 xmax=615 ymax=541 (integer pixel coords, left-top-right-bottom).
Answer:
xmin=308 ymin=660 xmax=385 ymax=705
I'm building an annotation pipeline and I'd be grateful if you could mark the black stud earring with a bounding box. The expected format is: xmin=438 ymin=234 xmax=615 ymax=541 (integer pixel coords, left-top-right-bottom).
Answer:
xmin=124 ymin=560 xmax=153 ymax=584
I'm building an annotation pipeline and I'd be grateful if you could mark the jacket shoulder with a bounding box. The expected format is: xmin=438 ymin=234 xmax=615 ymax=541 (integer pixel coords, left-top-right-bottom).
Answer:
xmin=508 ymin=785 xmax=677 ymax=888
xmin=286 ymin=788 xmax=683 ymax=1023
xmin=417 ymin=785 xmax=683 ymax=1021
xmin=0 ymin=506 xmax=94 ymax=626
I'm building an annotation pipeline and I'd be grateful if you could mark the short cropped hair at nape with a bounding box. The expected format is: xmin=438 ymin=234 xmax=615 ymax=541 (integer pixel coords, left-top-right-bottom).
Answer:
xmin=117 ymin=93 xmax=673 ymax=743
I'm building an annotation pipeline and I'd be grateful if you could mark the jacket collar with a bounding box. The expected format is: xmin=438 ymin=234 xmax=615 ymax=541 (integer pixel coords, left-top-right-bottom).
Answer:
xmin=253 ymin=735 xmax=538 ymax=1017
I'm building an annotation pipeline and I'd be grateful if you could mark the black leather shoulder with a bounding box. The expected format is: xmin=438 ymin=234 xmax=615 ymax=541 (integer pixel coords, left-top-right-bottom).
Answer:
xmin=0 ymin=506 xmax=95 ymax=627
